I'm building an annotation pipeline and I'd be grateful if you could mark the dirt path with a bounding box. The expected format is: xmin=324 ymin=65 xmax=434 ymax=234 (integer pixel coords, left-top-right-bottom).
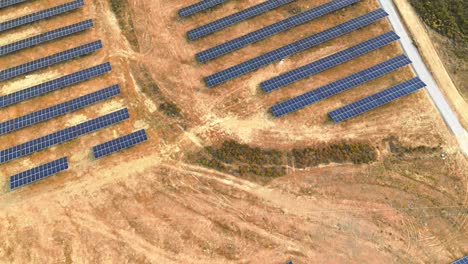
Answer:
xmin=392 ymin=0 xmax=468 ymax=133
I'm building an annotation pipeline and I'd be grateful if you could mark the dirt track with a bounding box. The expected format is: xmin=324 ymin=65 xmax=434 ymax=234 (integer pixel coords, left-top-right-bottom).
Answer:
xmin=392 ymin=0 xmax=468 ymax=131
xmin=0 ymin=0 xmax=467 ymax=263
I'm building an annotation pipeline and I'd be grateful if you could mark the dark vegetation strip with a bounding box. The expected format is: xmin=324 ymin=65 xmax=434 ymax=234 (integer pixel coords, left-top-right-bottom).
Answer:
xmin=410 ymin=0 xmax=467 ymax=58
xmin=109 ymin=0 xmax=140 ymax=52
xmin=130 ymin=62 xmax=182 ymax=119
xmin=192 ymin=140 xmax=378 ymax=178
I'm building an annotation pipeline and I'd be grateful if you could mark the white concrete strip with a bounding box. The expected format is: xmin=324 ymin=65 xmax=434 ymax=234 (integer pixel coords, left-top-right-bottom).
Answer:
xmin=377 ymin=0 xmax=468 ymax=154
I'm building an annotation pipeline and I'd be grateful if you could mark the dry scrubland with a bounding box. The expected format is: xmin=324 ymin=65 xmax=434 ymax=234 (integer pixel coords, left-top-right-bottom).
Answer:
xmin=0 ymin=0 xmax=466 ymax=263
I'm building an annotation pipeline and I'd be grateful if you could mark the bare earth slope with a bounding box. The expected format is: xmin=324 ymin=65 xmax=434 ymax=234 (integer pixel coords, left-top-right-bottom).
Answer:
xmin=0 ymin=0 xmax=467 ymax=263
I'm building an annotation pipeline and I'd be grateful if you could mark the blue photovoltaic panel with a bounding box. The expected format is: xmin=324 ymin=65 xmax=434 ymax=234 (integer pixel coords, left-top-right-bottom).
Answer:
xmin=196 ymin=0 xmax=359 ymax=63
xmin=261 ymin=31 xmax=400 ymax=92
xmin=0 ymin=108 xmax=129 ymax=165
xmin=329 ymin=77 xmax=426 ymax=122
xmin=179 ymin=0 xmax=226 ymax=18
xmin=0 ymin=20 xmax=93 ymax=57
xmin=0 ymin=62 xmax=111 ymax=109
xmin=204 ymin=9 xmax=388 ymax=87
xmin=0 ymin=84 xmax=120 ymax=135
xmin=0 ymin=0 xmax=30 ymax=9
xmin=0 ymin=40 xmax=102 ymax=82
xmin=453 ymin=256 xmax=468 ymax=264
xmin=9 ymin=157 xmax=68 ymax=190
xmin=0 ymin=0 xmax=84 ymax=32
xmin=93 ymin=129 xmax=148 ymax=159
xmin=271 ymin=55 xmax=412 ymax=117
xmin=187 ymin=0 xmax=293 ymax=40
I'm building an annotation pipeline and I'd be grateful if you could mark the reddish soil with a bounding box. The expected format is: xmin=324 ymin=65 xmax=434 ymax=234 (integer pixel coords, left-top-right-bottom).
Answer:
xmin=0 ymin=0 xmax=466 ymax=263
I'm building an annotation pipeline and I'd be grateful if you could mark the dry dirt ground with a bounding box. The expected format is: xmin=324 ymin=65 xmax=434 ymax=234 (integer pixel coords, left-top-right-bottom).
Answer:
xmin=0 ymin=0 xmax=467 ymax=263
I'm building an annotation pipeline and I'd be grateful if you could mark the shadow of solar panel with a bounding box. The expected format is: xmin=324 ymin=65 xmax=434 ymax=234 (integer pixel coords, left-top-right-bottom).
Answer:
xmin=187 ymin=0 xmax=293 ymax=40
xmin=0 ymin=0 xmax=84 ymax=32
xmin=179 ymin=0 xmax=226 ymax=18
xmin=0 ymin=108 xmax=129 ymax=165
xmin=0 ymin=0 xmax=30 ymax=9
xmin=0 ymin=84 xmax=120 ymax=135
xmin=453 ymin=256 xmax=468 ymax=264
xmin=93 ymin=129 xmax=148 ymax=159
xmin=0 ymin=40 xmax=102 ymax=82
xmin=261 ymin=31 xmax=400 ymax=92
xmin=329 ymin=77 xmax=426 ymax=122
xmin=196 ymin=0 xmax=359 ymax=63
xmin=204 ymin=9 xmax=388 ymax=87
xmin=0 ymin=62 xmax=111 ymax=109
xmin=271 ymin=55 xmax=412 ymax=117
xmin=0 ymin=20 xmax=93 ymax=57
xmin=9 ymin=157 xmax=68 ymax=190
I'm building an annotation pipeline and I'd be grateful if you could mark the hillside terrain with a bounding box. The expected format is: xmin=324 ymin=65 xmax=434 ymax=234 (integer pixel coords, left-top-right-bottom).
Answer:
xmin=0 ymin=0 xmax=466 ymax=263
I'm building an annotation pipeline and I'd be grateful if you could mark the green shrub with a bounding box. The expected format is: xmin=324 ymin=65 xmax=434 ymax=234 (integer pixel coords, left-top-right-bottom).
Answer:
xmin=159 ymin=102 xmax=182 ymax=118
xmin=411 ymin=0 xmax=466 ymax=40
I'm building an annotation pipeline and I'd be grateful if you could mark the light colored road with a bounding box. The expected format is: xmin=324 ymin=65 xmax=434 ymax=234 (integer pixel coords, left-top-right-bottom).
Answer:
xmin=377 ymin=0 xmax=468 ymax=154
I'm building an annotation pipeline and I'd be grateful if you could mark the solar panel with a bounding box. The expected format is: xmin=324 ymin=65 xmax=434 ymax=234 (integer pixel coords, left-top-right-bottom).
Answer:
xmin=196 ymin=0 xmax=359 ymax=63
xmin=0 ymin=62 xmax=111 ymax=109
xmin=271 ymin=55 xmax=412 ymax=117
xmin=204 ymin=9 xmax=388 ymax=87
xmin=261 ymin=31 xmax=400 ymax=92
xmin=329 ymin=77 xmax=426 ymax=122
xmin=187 ymin=0 xmax=293 ymax=40
xmin=0 ymin=40 xmax=102 ymax=82
xmin=0 ymin=84 xmax=120 ymax=135
xmin=0 ymin=0 xmax=30 ymax=9
xmin=179 ymin=0 xmax=227 ymax=18
xmin=0 ymin=20 xmax=93 ymax=57
xmin=9 ymin=157 xmax=68 ymax=190
xmin=0 ymin=0 xmax=84 ymax=32
xmin=93 ymin=129 xmax=148 ymax=159
xmin=453 ymin=256 xmax=468 ymax=264
xmin=0 ymin=108 xmax=129 ymax=165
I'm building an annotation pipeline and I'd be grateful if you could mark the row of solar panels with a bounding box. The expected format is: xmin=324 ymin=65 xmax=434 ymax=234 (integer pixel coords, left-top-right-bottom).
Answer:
xmin=178 ymin=0 xmax=227 ymax=18
xmin=0 ymin=40 xmax=102 ymax=81
xmin=187 ymin=0 xmax=293 ymax=40
xmin=180 ymin=0 xmax=425 ymax=122
xmin=9 ymin=129 xmax=148 ymax=190
xmin=453 ymin=256 xmax=468 ymax=264
xmin=196 ymin=0 xmax=360 ymax=63
xmin=204 ymin=9 xmax=389 ymax=87
xmin=0 ymin=0 xmax=84 ymax=32
xmin=0 ymin=0 xmax=30 ymax=9
xmin=2 ymin=0 xmax=149 ymax=190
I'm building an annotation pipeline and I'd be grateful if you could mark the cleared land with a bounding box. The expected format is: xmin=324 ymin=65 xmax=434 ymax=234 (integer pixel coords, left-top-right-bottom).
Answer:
xmin=0 ymin=0 xmax=466 ymax=263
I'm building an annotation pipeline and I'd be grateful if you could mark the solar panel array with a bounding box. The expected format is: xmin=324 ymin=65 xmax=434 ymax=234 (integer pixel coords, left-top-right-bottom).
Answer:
xmin=271 ymin=55 xmax=412 ymax=117
xmin=93 ymin=129 xmax=148 ymax=159
xmin=179 ymin=0 xmax=226 ymax=18
xmin=196 ymin=0 xmax=359 ymax=63
xmin=0 ymin=85 xmax=120 ymax=135
xmin=0 ymin=0 xmax=84 ymax=33
xmin=0 ymin=62 xmax=111 ymax=109
xmin=187 ymin=0 xmax=293 ymax=40
xmin=0 ymin=0 xmax=29 ymax=9
xmin=0 ymin=20 xmax=93 ymax=57
xmin=261 ymin=31 xmax=400 ymax=92
xmin=453 ymin=256 xmax=468 ymax=264
xmin=0 ymin=108 xmax=129 ymax=165
xmin=9 ymin=157 xmax=68 ymax=190
xmin=329 ymin=77 xmax=426 ymax=122
xmin=0 ymin=40 xmax=102 ymax=82
xmin=204 ymin=9 xmax=388 ymax=87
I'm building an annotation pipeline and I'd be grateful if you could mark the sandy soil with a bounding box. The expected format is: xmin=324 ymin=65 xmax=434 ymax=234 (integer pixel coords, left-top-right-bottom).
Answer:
xmin=0 ymin=0 xmax=466 ymax=263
